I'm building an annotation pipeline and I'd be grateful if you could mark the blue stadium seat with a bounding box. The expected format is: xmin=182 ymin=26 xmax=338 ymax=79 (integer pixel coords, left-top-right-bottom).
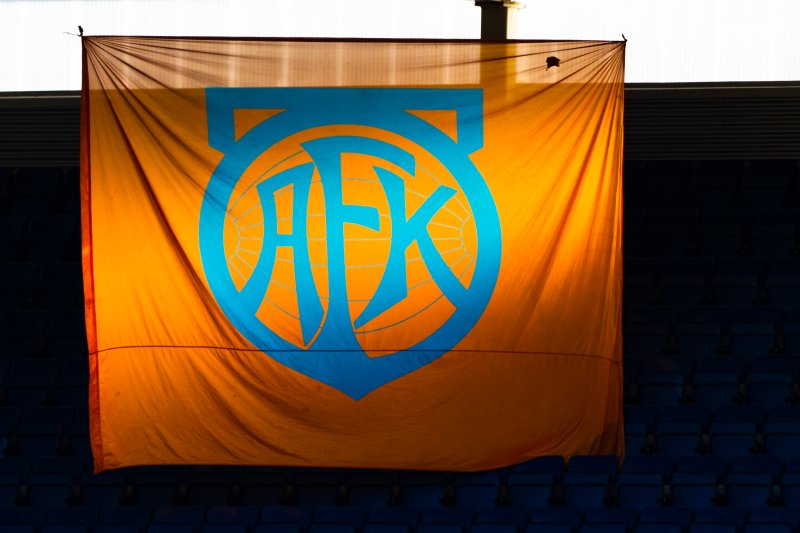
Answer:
xmin=367 ymin=507 xmax=419 ymax=528
xmin=636 ymin=506 xmax=692 ymax=530
xmin=239 ymin=468 xmax=286 ymax=506
xmin=583 ymin=507 xmax=636 ymax=530
xmin=766 ymin=415 xmax=800 ymax=455
xmin=675 ymin=323 xmax=723 ymax=358
xmin=202 ymin=524 xmax=248 ymax=533
xmin=709 ymin=406 xmax=764 ymax=456
xmin=654 ymin=405 xmax=710 ymax=455
xmin=97 ymin=506 xmax=151 ymax=529
xmin=44 ymin=507 xmax=98 ymax=528
xmin=729 ymin=323 xmax=778 ymax=358
xmin=755 ymin=207 xmax=800 ymax=228
xmin=746 ymin=225 xmax=796 ymax=257
xmin=420 ymin=507 xmax=472 ymax=530
xmin=254 ymin=524 xmax=301 ymax=533
xmin=615 ymin=472 xmax=664 ymax=509
xmin=766 ymin=258 xmax=800 ymax=308
xmin=184 ymin=468 xmax=237 ymax=506
xmin=0 ymin=310 xmax=48 ymax=358
xmin=580 ymin=524 xmax=626 ymax=533
xmin=507 ymin=472 xmax=554 ymax=510
xmin=524 ymin=526 xmax=571 ymax=533
xmin=474 ymin=507 xmax=527 ymax=531
xmin=472 ymin=524 xmax=515 ymax=533
xmin=642 ymin=224 xmax=694 ymax=259
xmin=529 ymin=507 xmax=582 ymax=530
xmin=782 ymin=313 xmax=800 ymax=353
xmin=292 ymin=469 xmax=345 ymax=506
xmin=132 ymin=469 xmax=186 ymax=507
xmin=746 ymin=160 xmax=799 ymax=207
xmin=37 ymin=263 xmax=83 ymax=311
xmin=567 ymin=455 xmax=617 ymax=475
xmin=398 ymin=471 xmax=447 ymax=508
xmin=691 ymin=371 xmax=740 ymax=407
xmin=690 ymin=525 xmax=736 ymax=533
xmin=152 ymin=505 xmax=205 ymax=528
xmin=0 ymin=216 xmax=28 ymax=262
xmin=78 ymin=471 xmax=129 ymax=508
xmin=205 ymin=506 xmax=258 ymax=529
xmin=260 ymin=505 xmax=312 ymax=530
xmin=452 ymin=471 xmax=499 ymax=508
xmin=691 ymin=161 xmax=745 ymax=208
xmin=693 ymin=507 xmax=747 ymax=531
xmin=713 ymin=257 xmax=766 ymax=306
xmin=148 ymin=524 xmax=194 ymax=533
xmin=668 ymin=472 xmax=720 ymax=508
xmin=637 ymin=163 xmax=691 ymax=210
xmin=346 ymin=470 xmax=395 ymax=507
xmin=660 ymin=257 xmax=713 ymax=306
xmin=315 ymin=506 xmax=367 ymax=528
xmin=625 ymin=257 xmax=661 ymax=307
xmin=740 ymin=174 xmax=791 ymax=208
xmin=414 ymin=524 xmax=459 ymax=533
xmin=673 ymin=455 xmax=728 ymax=476
xmin=637 ymin=371 xmax=685 ymax=405
xmin=747 ymin=507 xmax=800 ymax=533
xmin=362 ymin=525 xmax=410 ymax=533
xmin=725 ymin=471 xmax=776 ymax=507
xmin=745 ymin=371 xmax=793 ymax=407
xmin=0 ymin=507 xmax=45 ymax=533
xmin=511 ymin=455 xmax=564 ymax=477
xmin=695 ymin=225 xmax=746 ymax=257
xmin=561 ymin=472 xmax=610 ymax=508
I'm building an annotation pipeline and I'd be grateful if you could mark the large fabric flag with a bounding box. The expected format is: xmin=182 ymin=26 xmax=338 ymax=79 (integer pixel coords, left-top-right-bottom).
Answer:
xmin=82 ymin=37 xmax=625 ymax=472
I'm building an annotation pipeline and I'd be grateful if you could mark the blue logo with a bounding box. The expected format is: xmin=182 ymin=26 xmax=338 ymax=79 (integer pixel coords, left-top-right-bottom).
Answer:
xmin=200 ymin=88 xmax=501 ymax=399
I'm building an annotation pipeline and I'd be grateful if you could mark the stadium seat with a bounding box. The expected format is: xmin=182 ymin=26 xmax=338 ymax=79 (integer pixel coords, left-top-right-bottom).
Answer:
xmin=747 ymin=507 xmax=800 ymax=533
xmin=713 ymin=256 xmax=767 ymax=306
xmin=346 ymin=470 xmax=395 ymax=508
xmin=693 ymin=507 xmax=747 ymax=531
xmin=724 ymin=471 xmax=775 ymax=507
xmin=452 ymin=470 xmax=500 ymax=508
xmin=205 ymin=505 xmax=259 ymax=529
xmin=746 ymin=225 xmax=796 ymax=257
xmin=420 ymin=507 xmax=472 ymax=530
xmin=507 ymin=472 xmax=554 ymax=510
xmin=529 ymin=507 xmax=582 ymax=530
xmin=474 ymin=507 xmax=527 ymax=531
xmin=615 ymin=472 xmax=664 ymax=509
xmin=636 ymin=506 xmax=692 ymax=530
xmin=766 ymin=258 xmax=800 ymax=308
xmin=291 ymin=470 xmax=346 ymax=507
xmin=637 ymin=371 xmax=686 ymax=405
xmin=0 ymin=216 xmax=28 ymax=261
xmin=367 ymin=507 xmax=419 ymax=528
xmin=745 ymin=371 xmax=793 ymax=407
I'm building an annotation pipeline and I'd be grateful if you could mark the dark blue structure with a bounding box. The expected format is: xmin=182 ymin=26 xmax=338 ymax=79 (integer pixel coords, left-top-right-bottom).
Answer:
xmin=2 ymin=158 xmax=800 ymax=531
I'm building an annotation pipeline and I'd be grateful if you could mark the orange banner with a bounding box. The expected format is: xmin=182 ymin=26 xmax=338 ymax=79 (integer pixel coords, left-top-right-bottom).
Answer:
xmin=82 ymin=37 xmax=625 ymax=472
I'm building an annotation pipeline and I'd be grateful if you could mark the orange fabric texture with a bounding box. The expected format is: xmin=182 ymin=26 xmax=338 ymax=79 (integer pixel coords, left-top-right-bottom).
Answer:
xmin=81 ymin=37 xmax=625 ymax=472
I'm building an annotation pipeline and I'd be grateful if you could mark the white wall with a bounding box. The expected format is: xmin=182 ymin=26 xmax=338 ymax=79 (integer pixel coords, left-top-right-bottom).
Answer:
xmin=2 ymin=0 xmax=798 ymax=92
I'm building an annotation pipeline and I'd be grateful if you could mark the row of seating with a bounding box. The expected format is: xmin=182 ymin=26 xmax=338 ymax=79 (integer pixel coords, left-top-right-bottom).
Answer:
xmin=626 ymin=256 xmax=800 ymax=308
xmin=0 ymin=263 xmax=83 ymax=309
xmin=0 ymin=217 xmax=80 ymax=262
xmin=623 ymin=160 xmax=800 ymax=211
xmin=5 ymin=504 xmax=800 ymax=533
xmin=4 ymin=466 xmax=800 ymax=512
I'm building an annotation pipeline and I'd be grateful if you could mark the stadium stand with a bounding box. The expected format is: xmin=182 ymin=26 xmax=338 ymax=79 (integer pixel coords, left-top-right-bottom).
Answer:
xmin=2 ymin=159 xmax=800 ymax=531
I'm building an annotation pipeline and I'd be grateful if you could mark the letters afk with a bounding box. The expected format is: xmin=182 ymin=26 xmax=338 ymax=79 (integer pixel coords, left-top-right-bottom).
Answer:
xmin=201 ymin=88 xmax=500 ymax=399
